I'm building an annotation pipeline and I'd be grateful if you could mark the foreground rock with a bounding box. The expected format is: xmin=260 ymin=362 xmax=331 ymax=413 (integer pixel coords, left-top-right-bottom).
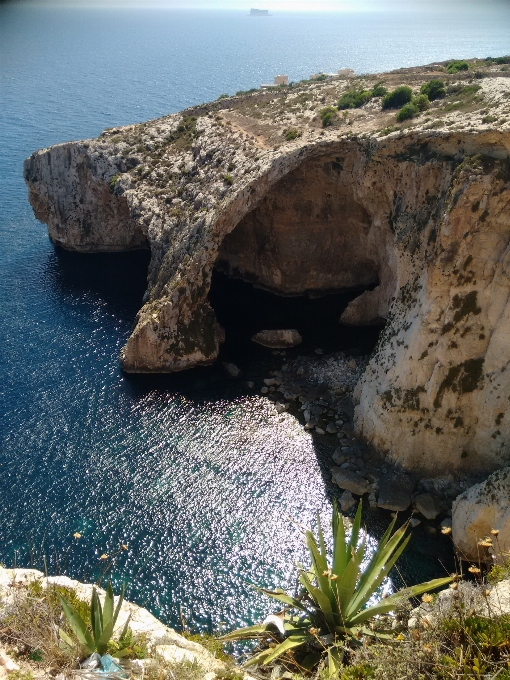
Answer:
xmin=25 ymin=59 xmax=510 ymax=476
xmin=251 ymin=329 xmax=302 ymax=348
xmin=377 ymin=472 xmax=414 ymax=512
xmin=332 ymin=467 xmax=370 ymax=496
xmin=0 ymin=567 xmax=227 ymax=678
xmin=407 ymin=577 xmax=510 ymax=631
xmin=452 ymin=467 xmax=510 ymax=562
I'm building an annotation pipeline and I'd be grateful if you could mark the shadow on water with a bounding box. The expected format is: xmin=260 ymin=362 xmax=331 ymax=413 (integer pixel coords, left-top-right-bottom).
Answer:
xmin=51 ymin=247 xmax=152 ymax=320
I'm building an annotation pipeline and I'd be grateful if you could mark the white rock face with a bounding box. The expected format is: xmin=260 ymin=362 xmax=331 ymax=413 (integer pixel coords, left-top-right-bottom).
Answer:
xmin=452 ymin=467 xmax=510 ymax=562
xmin=486 ymin=579 xmax=510 ymax=616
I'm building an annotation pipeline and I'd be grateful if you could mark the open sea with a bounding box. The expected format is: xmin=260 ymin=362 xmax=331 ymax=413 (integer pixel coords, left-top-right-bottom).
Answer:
xmin=1 ymin=0 xmax=510 ymax=632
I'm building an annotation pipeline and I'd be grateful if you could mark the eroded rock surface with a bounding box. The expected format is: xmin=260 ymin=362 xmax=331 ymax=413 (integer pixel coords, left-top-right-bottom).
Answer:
xmin=452 ymin=466 xmax=510 ymax=562
xmin=25 ymin=59 xmax=510 ymax=476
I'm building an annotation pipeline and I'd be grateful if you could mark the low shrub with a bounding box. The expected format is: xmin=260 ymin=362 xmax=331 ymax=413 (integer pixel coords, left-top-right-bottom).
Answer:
xmin=338 ymin=90 xmax=372 ymax=110
xmin=283 ymin=127 xmax=301 ymax=141
xmin=463 ymin=83 xmax=482 ymax=95
xmin=382 ymin=86 xmax=413 ymax=110
xmin=396 ymin=102 xmax=419 ymax=122
xmin=488 ymin=557 xmax=510 ymax=584
xmin=420 ymin=79 xmax=446 ymax=101
xmin=235 ymin=88 xmax=258 ymax=96
xmin=447 ymin=60 xmax=469 ymax=74
xmin=413 ymin=94 xmax=430 ymax=112
xmin=223 ymin=173 xmax=233 ymax=185
xmin=486 ymin=55 xmax=510 ymax=65
xmin=109 ymin=174 xmax=120 ymax=192
xmin=319 ymin=106 xmax=338 ymax=126
xmin=217 ymin=93 xmax=230 ymax=100
xmin=371 ymin=82 xmax=388 ymax=97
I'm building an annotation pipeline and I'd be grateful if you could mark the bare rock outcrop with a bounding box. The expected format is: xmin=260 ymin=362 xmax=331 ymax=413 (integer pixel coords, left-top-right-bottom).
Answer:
xmin=452 ymin=467 xmax=510 ymax=562
xmin=0 ymin=567 xmax=225 ymax=677
xmin=24 ymin=59 xmax=510 ymax=476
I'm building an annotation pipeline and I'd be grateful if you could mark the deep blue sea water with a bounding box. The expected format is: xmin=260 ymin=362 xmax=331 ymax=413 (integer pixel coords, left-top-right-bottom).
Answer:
xmin=1 ymin=1 xmax=510 ymax=632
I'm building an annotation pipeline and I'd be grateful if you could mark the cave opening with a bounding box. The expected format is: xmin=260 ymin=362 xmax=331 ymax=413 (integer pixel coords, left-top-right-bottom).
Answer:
xmin=208 ymin=271 xmax=383 ymax=366
xmin=208 ymin=152 xmax=390 ymax=366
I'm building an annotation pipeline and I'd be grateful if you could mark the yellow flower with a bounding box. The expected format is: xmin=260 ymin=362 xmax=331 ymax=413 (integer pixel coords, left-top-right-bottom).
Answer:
xmin=322 ymin=569 xmax=331 ymax=577
xmin=468 ymin=565 xmax=481 ymax=574
xmin=421 ymin=594 xmax=433 ymax=603
xmin=477 ymin=539 xmax=492 ymax=548
xmin=100 ymin=554 xmax=108 ymax=560
xmin=73 ymin=532 xmax=82 ymax=539
xmin=491 ymin=529 xmax=499 ymax=536
xmin=330 ymin=574 xmax=338 ymax=581
xmin=441 ymin=527 xmax=452 ymax=535
xmin=396 ymin=633 xmax=405 ymax=641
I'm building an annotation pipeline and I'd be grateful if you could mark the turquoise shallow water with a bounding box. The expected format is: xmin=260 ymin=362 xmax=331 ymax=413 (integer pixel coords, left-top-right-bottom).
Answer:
xmin=1 ymin=2 xmax=509 ymax=631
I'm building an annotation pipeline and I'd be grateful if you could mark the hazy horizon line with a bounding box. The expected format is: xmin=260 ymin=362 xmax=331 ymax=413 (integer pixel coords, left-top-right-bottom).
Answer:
xmin=3 ymin=0 xmax=504 ymax=10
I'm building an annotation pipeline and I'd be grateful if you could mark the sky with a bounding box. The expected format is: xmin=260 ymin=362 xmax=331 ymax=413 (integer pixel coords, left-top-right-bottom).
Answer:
xmin=5 ymin=0 xmax=508 ymax=11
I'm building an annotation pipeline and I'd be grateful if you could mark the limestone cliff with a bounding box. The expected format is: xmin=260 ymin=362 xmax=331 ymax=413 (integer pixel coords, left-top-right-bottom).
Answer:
xmin=24 ymin=60 xmax=510 ymax=476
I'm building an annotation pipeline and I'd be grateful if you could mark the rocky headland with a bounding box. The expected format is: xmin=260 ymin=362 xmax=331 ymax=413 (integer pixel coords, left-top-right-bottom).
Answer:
xmin=24 ymin=58 xmax=510 ymax=558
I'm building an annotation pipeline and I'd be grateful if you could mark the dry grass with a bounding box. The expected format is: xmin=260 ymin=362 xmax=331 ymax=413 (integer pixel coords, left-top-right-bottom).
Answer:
xmin=0 ymin=580 xmax=79 ymax=672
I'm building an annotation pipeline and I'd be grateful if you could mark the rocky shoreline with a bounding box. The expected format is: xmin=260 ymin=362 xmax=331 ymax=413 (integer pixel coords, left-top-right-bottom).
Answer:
xmin=240 ymin=346 xmax=507 ymax=558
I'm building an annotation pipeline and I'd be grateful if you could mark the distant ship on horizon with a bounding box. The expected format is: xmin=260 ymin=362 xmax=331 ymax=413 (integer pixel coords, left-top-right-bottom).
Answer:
xmin=250 ymin=8 xmax=269 ymax=15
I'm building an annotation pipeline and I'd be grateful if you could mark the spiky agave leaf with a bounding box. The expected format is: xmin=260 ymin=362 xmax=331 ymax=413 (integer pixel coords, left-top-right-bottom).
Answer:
xmin=102 ymin=582 xmax=115 ymax=629
xmin=244 ymin=633 xmax=311 ymax=667
xmin=347 ymin=576 xmax=453 ymax=626
xmin=344 ymin=527 xmax=411 ymax=621
xmin=255 ymin=587 xmax=307 ymax=611
xmin=221 ymin=623 xmax=284 ymax=641
xmin=90 ymin=588 xmax=103 ymax=648
xmin=225 ymin=500 xmax=452 ymax=675
xmin=59 ymin=595 xmax=95 ymax=654
xmin=327 ymin=644 xmax=344 ymax=677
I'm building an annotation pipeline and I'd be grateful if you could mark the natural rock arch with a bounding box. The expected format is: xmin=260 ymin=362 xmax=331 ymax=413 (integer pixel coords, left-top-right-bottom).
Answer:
xmin=25 ymin=108 xmax=510 ymax=476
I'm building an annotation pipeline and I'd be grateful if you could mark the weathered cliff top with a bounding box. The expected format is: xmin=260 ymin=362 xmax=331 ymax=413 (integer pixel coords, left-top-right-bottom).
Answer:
xmin=24 ymin=58 xmax=510 ymax=476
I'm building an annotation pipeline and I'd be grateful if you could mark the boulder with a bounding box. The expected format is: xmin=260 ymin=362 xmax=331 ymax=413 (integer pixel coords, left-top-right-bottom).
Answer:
xmin=222 ymin=361 xmax=240 ymax=377
xmin=452 ymin=467 xmax=510 ymax=562
xmin=377 ymin=472 xmax=413 ymax=512
xmin=331 ymin=467 xmax=370 ymax=496
xmin=339 ymin=490 xmax=356 ymax=512
xmin=0 ymin=649 xmax=19 ymax=674
xmin=414 ymin=493 xmax=441 ymax=520
xmin=486 ymin=579 xmax=510 ymax=616
xmin=251 ymin=329 xmax=302 ymax=349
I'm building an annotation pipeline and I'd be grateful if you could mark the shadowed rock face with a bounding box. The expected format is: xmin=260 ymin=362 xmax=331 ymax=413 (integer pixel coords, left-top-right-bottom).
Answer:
xmin=216 ymin=156 xmax=380 ymax=297
xmin=24 ymin=64 xmax=510 ymax=476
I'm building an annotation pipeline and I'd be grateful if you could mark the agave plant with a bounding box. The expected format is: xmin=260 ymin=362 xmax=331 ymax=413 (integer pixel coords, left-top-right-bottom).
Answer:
xmin=59 ymin=582 xmax=129 ymax=657
xmin=223 ymin=502 xmax=452 ymax=675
